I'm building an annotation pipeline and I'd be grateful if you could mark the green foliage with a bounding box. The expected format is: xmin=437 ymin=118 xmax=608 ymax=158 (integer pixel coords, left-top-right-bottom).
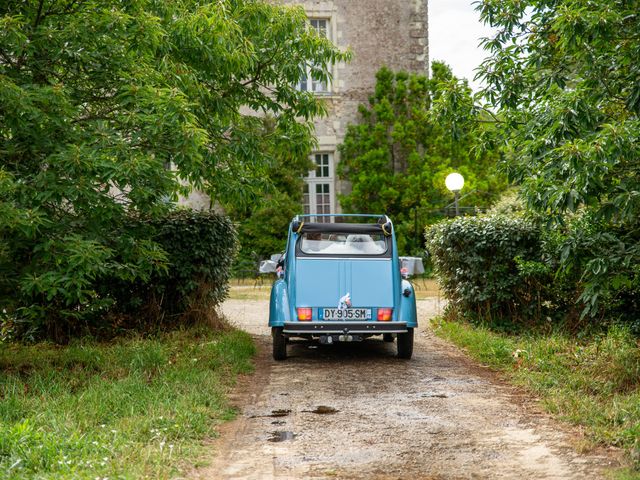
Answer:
xmin=426 ymin=215 xmax=553 ymax=324
xmin=0 ymin=1 xmax=348 ymax=337
xmin=104 ymin=211 xmax=238 ymax=332
xmin=0 ymin=327 xmax=255 ymax=479
xmin=234 ymin=191 xmax=300 ymax=259
xmin=545 ymin=211 xmax=640 ymax=328
xmin=433 ymin=318 xmax=640 ymax=471
xmin=338 ymin=63 xmax=506 ymax=254
xmin=476 ymin=0 xmax=640 ymax=317
xmin=224 ymin=117 xmax=313 ymax=267
xmin=487 ymin=188 xmax=525 ymax=216
xmin=151 ymin=211 xmax=238 ymax=318
xmin=428 ymin=203 xmax=639 ymax=332
xmin=5 ymin=210 xmax=238 ymax=340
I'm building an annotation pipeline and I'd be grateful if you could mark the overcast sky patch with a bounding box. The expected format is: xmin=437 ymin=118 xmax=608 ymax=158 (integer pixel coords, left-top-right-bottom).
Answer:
xmin=429 ymin=0 xmax=497 ymax=91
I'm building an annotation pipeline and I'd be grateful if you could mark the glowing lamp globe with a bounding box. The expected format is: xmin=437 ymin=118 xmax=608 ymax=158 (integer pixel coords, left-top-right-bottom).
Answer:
xmin=445 ymin=173 xmax=465 ymax=192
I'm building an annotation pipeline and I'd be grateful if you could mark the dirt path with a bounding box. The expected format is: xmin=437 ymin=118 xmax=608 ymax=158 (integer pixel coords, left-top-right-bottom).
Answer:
xmin=195 ymin=298 xmax=619 ymax=479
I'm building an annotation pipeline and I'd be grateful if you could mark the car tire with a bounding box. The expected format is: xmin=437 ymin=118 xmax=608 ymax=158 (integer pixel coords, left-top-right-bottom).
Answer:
xmin=383 ymin=333 xmax=395 ymax=343
xmin=397 ymin=328 xmax=413 ymax=359
xmin=272 ymin=327 xmax=287 ymax=361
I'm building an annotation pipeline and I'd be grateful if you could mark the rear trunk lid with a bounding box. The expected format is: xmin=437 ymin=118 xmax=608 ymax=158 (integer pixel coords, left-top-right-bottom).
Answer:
xmin=294 ymin=258 xmax=394 ymax=308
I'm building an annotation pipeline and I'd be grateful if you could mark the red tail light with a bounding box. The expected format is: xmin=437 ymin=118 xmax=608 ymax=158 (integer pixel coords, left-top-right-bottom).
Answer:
xmin=297 ymin=307 xmax=312 ymax=321
xmin=377 ymin=308 xmax=393 ymax=321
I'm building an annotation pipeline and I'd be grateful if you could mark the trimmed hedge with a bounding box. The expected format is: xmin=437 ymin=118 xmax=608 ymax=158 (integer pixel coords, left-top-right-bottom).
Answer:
xmin=3 ymin=210 xmax=238 ymax=341
xmin=427 ymin=213 xmax=640 ymax=333
xmin=426 ymin=215 xmax=551 ymax=324
xmin=104 ymin=210 xmax=238 ymax=332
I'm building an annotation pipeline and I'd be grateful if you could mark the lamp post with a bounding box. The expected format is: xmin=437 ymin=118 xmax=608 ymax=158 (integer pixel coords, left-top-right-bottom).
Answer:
xmin=445 ymin=172 xmax=465 ymax=216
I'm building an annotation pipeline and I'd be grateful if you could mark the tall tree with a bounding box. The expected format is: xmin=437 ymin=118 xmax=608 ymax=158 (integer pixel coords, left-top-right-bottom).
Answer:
xmin=476 ymin=0 xmax=640 ymax=315
xmin=337 ymin=63 xmax=505 ymax=253
xmin=0 ymin=0 xmax=348 ymax=326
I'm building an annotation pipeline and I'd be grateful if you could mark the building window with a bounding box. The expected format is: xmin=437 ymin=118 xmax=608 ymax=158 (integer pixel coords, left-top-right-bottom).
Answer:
xmin=303 ymin=152 xmax=334 ymax=222
xmin=303 ymin=184 xmax=310 ymax=214
xmin=299 ymin=19 xmax=330 ymax=93
xmin=315 ymin=183 xmax=331 ymax=218
xmin=310 ymin=18 xmax=328 ymax=37
xmin=315 ymin=152 xmax=330 ymax=178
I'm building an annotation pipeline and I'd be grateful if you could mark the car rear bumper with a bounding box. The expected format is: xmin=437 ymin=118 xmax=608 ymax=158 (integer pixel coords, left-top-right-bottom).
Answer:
xmin=283 ymin=321 xmax=408 ymax=335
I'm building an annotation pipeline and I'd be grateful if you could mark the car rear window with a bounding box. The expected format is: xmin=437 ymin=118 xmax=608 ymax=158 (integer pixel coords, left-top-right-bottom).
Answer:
xmin=299 ymin=232 xmax=388 ymax=255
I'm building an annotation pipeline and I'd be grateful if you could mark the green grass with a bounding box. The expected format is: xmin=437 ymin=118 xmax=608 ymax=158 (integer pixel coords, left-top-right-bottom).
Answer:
xmin=432 ymin=318 xmax=640 ymax=476
xmin=227 ymin=285 xmax=272 ymax=301
xmin=0 ymin=327 xmax=255 ymax=479
xmin=226 ymin=278 xmax=442 ymax=301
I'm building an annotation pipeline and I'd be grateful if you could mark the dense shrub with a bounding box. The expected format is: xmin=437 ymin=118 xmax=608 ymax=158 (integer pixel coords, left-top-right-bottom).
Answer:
xmin=3 ymin=211 xmax=237 ymax=341
xmin=428 ymin=211 xmax=640 ymax=334
xmin=545 ymin=211 xmax=640 ymax=333
xmin=103 ymin=211 xmax=238 ymax=333
xmin=426 ymin=215 xmax=552 ymax=325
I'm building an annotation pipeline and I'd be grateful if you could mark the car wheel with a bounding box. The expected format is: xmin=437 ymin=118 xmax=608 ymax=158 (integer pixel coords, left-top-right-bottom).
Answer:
xmin=397 ymin=328 xmax=413 ymax=359
xmin=272 ymin=327 xmax=287 ymax=360
xmin=383 ymin=333 xmax=395 ymax=343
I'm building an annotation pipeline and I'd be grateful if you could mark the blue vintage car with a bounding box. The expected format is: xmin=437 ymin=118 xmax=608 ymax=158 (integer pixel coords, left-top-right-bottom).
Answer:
xmin=269 ymin=214 xmax=417 ymax=360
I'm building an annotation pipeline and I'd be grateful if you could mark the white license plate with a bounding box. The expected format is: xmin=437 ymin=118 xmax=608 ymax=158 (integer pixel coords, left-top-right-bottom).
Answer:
xmin=322 ymin=308 xmax=371 ymax=321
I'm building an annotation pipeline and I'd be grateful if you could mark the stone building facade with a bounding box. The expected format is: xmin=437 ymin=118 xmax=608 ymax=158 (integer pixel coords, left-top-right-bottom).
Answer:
xmin=279 ymin=0 xmax=429 ymax=220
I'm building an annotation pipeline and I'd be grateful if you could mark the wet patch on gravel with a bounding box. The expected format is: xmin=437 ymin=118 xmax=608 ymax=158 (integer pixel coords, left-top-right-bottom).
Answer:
xmin=303 ymin=406 xmax=339 ymax=415
xmin=268 ymin=409 xmax=291 ymax=417
xmin=249 ymin=409 xmax=291 ymax=419
xmin=267 ymin=431 xmax=297 ymax=443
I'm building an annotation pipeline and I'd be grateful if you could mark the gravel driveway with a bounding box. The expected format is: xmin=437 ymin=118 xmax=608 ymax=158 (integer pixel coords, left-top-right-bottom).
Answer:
xmin=194 ymin=297 xmax=619 ymax=479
